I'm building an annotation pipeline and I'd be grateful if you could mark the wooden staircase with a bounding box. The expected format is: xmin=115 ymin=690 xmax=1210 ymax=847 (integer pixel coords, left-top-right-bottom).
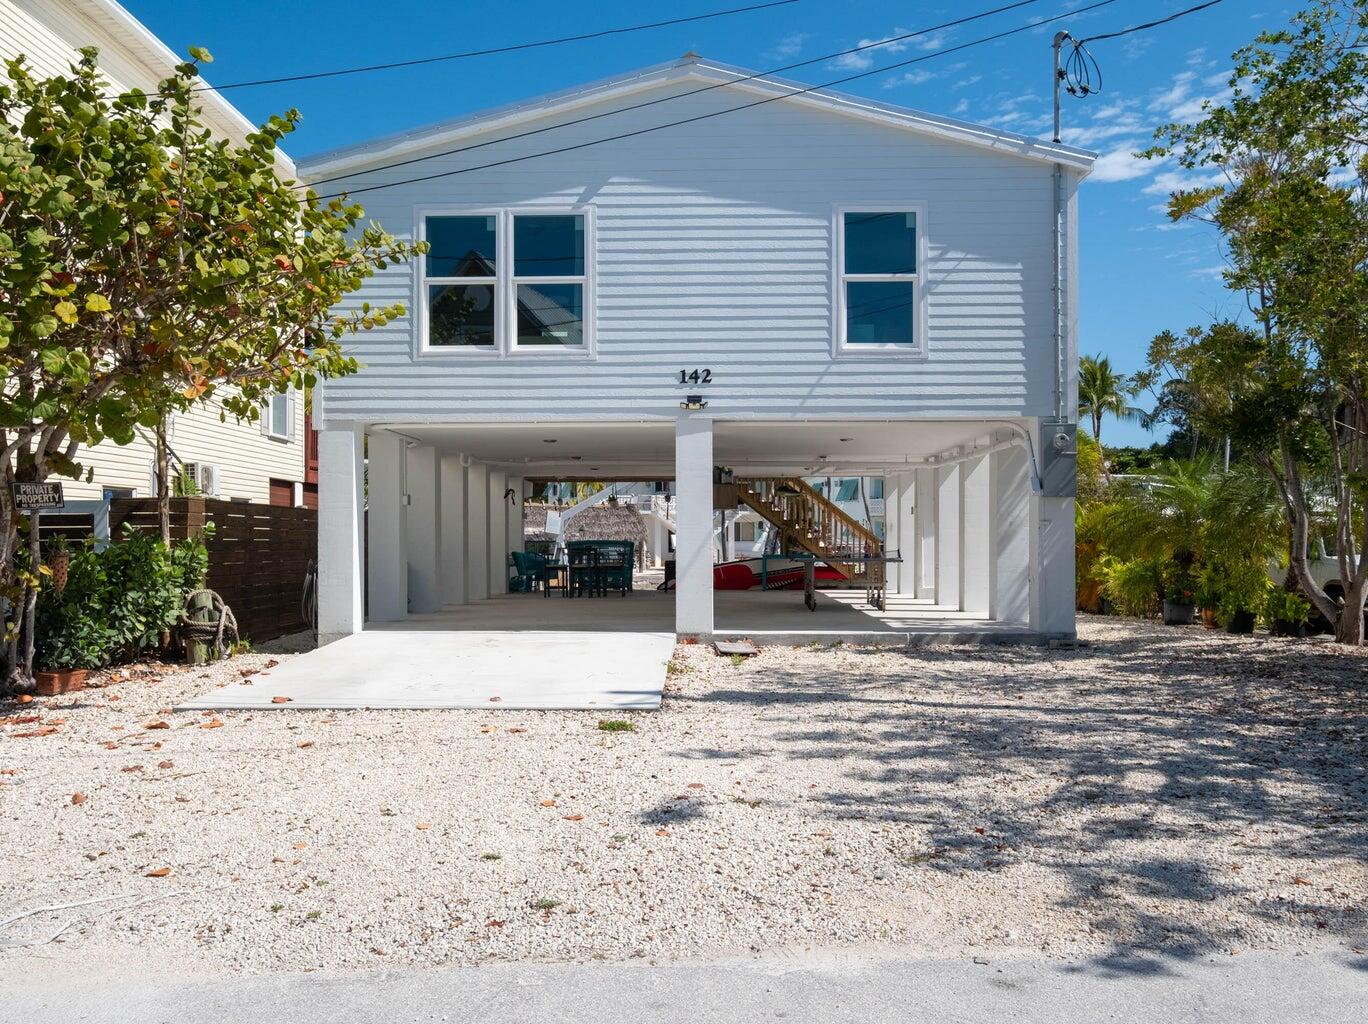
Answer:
xmin=734 ymin=477 xmax=882 ymax=583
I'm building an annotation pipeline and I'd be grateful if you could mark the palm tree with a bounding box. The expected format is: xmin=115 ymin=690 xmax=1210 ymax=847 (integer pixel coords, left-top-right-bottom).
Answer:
xmin=1078 ymin=354 xmax=1144 ymax=447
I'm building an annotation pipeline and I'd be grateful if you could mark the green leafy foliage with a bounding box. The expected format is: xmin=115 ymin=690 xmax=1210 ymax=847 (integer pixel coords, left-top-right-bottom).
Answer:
xmin=1143 ymin=0 xmax=1368 ymax=642
xmin=0 ymin=47 xmax=423 ymax=685
xmin=1097 ymin=556 xmax=1164 ymax=619
xmin=34 ymin=526 xmax=211 ymax=670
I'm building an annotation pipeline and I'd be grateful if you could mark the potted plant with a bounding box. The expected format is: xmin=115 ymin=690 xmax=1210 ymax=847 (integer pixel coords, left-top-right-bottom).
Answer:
xmin=1194 ymin=568 xmax=1222 ymax=629
xmin=1162 ymin=566 xmax=1197 ymax=625
xmin=1220 ymin=559 xmax=1272 ymax=635
xmin=1263 ymin=588 xmax=1311 ymax=638
xmin=34 ymin=545 xmax=115 ymax=694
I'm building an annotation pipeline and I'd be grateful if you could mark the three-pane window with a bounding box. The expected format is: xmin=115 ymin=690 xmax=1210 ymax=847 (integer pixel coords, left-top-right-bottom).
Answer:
xmin=838 ymin=210 xmax=921 ymax=350
xmin=423 ymin=212 xmax=588 ymax=353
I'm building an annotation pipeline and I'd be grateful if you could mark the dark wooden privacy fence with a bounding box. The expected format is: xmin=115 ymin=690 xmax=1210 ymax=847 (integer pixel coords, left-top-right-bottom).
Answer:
xmin=110 ymin=497 xmax=315 ymax=643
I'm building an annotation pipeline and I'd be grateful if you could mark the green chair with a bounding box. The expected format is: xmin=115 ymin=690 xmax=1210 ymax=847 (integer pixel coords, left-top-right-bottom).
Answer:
xmin=510 ymin=550 xmax=557 ymax=594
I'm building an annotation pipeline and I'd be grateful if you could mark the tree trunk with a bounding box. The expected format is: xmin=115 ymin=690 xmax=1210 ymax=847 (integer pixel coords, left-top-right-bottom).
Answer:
xmin=1335 ymin=574 xmax=1366 ymax=645
xmin=155 ymin=418 xmax=171 ymax=546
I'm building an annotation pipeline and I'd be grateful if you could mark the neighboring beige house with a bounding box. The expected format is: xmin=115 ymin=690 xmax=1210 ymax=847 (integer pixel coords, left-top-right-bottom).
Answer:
xmin=1 ymin=0 xmax=313 ymax=506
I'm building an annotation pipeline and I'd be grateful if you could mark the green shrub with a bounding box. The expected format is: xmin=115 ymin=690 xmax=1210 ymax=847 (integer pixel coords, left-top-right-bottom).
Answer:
xmin=35 ymin=526 xmax=212 ymax=670
xmin=1262 ymin=588 xmax=1311 ymax=628
xmin=1098 ymin=555 xmax=1165 ymax=618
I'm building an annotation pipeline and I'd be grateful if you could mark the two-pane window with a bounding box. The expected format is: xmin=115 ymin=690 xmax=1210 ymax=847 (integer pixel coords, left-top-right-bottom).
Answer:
xmin=423 ymin=211 xmax=588 ymax=353
xmin=838 ymin=209 xmax=923 ymax=352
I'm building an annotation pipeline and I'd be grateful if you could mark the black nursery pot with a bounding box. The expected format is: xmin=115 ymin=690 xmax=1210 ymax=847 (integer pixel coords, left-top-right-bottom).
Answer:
xmin=1225 ymin=610 xmax=1256 ymax=634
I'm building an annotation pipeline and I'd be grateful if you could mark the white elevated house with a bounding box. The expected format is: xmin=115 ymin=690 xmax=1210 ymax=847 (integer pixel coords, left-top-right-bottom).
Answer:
xmin=1 ymin=0 xmax=312 ymax=506
xmin=302 ymin=56 xmax=1092 ymax=643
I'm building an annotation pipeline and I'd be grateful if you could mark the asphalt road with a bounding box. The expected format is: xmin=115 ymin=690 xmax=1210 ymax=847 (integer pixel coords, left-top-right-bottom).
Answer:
xmin=8 ymin=950 xmax=1366 ymax=1023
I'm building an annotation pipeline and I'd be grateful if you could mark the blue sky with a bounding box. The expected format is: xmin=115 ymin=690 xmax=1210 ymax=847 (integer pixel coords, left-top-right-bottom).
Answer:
xmin=126 ymin=0 xmax=1287 ymax=446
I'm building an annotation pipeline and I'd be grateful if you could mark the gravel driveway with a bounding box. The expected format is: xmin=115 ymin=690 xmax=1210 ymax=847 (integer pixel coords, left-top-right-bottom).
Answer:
xmin=1 ymin=617 xmax=1364 ymax=975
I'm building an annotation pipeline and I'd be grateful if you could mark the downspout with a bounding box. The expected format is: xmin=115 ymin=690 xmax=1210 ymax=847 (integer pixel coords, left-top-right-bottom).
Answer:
xmin=1051 ymin=31 xmax=1071 ymax=426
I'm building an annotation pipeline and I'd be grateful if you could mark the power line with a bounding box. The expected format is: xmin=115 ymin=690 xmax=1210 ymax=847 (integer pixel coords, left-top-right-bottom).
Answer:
xmin=195 ymin=0 xmax=802 ymax=92
xmin=314 ymin=0 xmax=1121 ymax=199
xmin=304 ymin=0 xmax=1054 ymax=191
xmin=1060 ymin=1 xmax=1226 ymax=101
xmin=1078 ymin=0 xmax=1223 ymax=43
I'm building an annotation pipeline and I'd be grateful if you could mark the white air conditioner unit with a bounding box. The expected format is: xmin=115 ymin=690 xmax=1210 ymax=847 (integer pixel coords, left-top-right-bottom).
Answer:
xmin=180 ymin=462 xmax=221 ymax=497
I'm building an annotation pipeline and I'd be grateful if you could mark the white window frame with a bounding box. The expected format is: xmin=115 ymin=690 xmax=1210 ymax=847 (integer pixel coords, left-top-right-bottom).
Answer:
xmin=264 ymin=390 xmax=292 ymax=441
xmin=416 ymin=206 xmax=595 ymax=359
xmin=832 ymin=203 xmax=929 ymax=358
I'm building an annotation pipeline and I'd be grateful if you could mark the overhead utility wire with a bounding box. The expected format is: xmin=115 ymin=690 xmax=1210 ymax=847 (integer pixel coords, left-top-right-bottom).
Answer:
xmin=315 ymin=0 xmax=1122 ymax=199
xmin=195 ymin=0 xmax=802 ymax=92
xmin=1060 ymin=1 xmax=1226 ymax=99
xmin=1077 ymin=0 xmax=1224 ymax=43
xmin=304 ymin=0 xmax=1053 ymax=190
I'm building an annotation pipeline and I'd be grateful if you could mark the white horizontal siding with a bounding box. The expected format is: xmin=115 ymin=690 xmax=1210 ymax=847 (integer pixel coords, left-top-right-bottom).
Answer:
xmin=4 ymin=0 xmax=307 ymax=504
xmin=2 ymin=0 xmax=158 ymax=97
xmin=285 ymin=77 xmax=1067 ymax=422
xmin=62 ymin=394 xmax=305 ymax=504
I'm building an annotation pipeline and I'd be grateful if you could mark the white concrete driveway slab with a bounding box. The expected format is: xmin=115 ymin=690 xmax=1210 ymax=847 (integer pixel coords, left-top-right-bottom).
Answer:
xmin=178 ymin=629 xmax=672 ymax=711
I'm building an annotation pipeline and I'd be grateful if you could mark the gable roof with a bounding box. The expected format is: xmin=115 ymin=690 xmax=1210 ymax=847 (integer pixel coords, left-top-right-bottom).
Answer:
xmin=44 ymin=1 xmax=295 ymax=177
xmin=297 ymin=55 xmax=1096 ymax=182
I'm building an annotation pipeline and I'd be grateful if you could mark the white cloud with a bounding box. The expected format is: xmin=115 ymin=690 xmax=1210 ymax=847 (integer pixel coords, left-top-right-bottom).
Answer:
xmin=1151 ymin=70 xmax=1196 ymax=111
xmin=767 ymin=32 xmax=811 ymax=61
xmin=953 ymin=74 xmax=983 ymax=89
xmin=830 ymin=27 xmax=950 ymax=71
xmin=882 ymin=69 xmax=938 ymax=89
xmin=831 ymin=29 xmax=911 ymax=71
xmin=953 ymin=98 xmax=970 ymax=115
xmin=1122 ymin=35 xmax=1154 ymax=62
xmin=1168 ymin=87 xmax=1234 ymax=122
xmin=1142 ymin=168 xmax=1227 ymax=196
xmin=1089 ymin=143 xmax=1151 ymax=183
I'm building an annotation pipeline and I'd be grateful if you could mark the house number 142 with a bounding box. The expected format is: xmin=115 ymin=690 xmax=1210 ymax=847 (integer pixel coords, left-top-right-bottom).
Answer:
xmin=678 ymin=369 xmax=712 ymax=384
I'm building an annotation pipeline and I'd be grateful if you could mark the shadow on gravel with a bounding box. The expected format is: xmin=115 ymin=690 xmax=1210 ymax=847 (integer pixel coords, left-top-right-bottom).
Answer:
xmin=676 ymin=619 xmax=1368 ymax=966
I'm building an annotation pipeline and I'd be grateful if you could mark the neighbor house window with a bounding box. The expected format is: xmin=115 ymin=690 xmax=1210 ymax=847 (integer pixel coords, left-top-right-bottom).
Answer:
xmin=265 ymin=392 xmax=292 ymax=440
xmin=421 ymin=210 xmax=591 ymax=355
xmin=837 ymin=208 xmax=924 ymax=353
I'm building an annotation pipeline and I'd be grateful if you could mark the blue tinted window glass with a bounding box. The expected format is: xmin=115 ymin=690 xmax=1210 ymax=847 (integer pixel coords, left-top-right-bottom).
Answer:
xmin=514 ymin=215 xmax=584 ymax=277
xmin=843 ymin=212 xmax=916 ymax=275
xmin=428 ymin=283 xmax=495 ymax=346
xmin=845 ymin=281 xmax=915 ymax=344
xmin=426 ymin=216 xmax=496 ymax=278
xmin=516 ymin=283 xmax=583 ymax=346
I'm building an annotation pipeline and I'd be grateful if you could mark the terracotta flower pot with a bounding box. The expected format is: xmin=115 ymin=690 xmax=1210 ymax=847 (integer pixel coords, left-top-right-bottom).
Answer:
xmin=1200 ymin=608 xmax=1219 ymax=629
xmin=34 ymin=668 xmax=88 ymax=696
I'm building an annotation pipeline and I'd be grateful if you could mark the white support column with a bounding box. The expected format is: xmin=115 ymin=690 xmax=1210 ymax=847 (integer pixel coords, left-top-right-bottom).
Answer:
xmin=366 ymin=430 xmax=407 ymax=622
xmin=675 ymin=416 xmax=714 ymax=636
xmin=406 ymin=444 xmax=441 ymax=614
xmin=914 ymin=469 xmax=937 ymax=600
xmin=936 ymin=464 xmax=963 ymax=610
xmin=993 ymin=446 xmax=1032 ymax=627
xmin=1033 ymin=494 xmax=1076 ymax=636
xmin=884 ymin=475 xmax=903 ymax=594
xmin=505 ymin=476 xmax=524 ymax=567
xmin=890 ymin=473 xmax=915 ymax=596
xmin=439 ymin=456 xmax=467 ymax=606
xmin=466 ymin=463 xmax=489 ymax=602
xmin=317 ymin=427 xmax=364 ymax=645
xmin=487 ymin=470 xmax=508 ymax=596
xmin=961 ymin=454 xmax=991 ymax=617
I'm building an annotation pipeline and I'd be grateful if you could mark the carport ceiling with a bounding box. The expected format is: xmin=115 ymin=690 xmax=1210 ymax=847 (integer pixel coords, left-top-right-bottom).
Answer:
xmin=386 ymin=420 xmax=1009 ymax=478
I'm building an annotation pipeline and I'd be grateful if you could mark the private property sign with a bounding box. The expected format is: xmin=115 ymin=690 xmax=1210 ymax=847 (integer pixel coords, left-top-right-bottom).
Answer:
xmin=10 ymin=482 xmax=65 ymax=511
